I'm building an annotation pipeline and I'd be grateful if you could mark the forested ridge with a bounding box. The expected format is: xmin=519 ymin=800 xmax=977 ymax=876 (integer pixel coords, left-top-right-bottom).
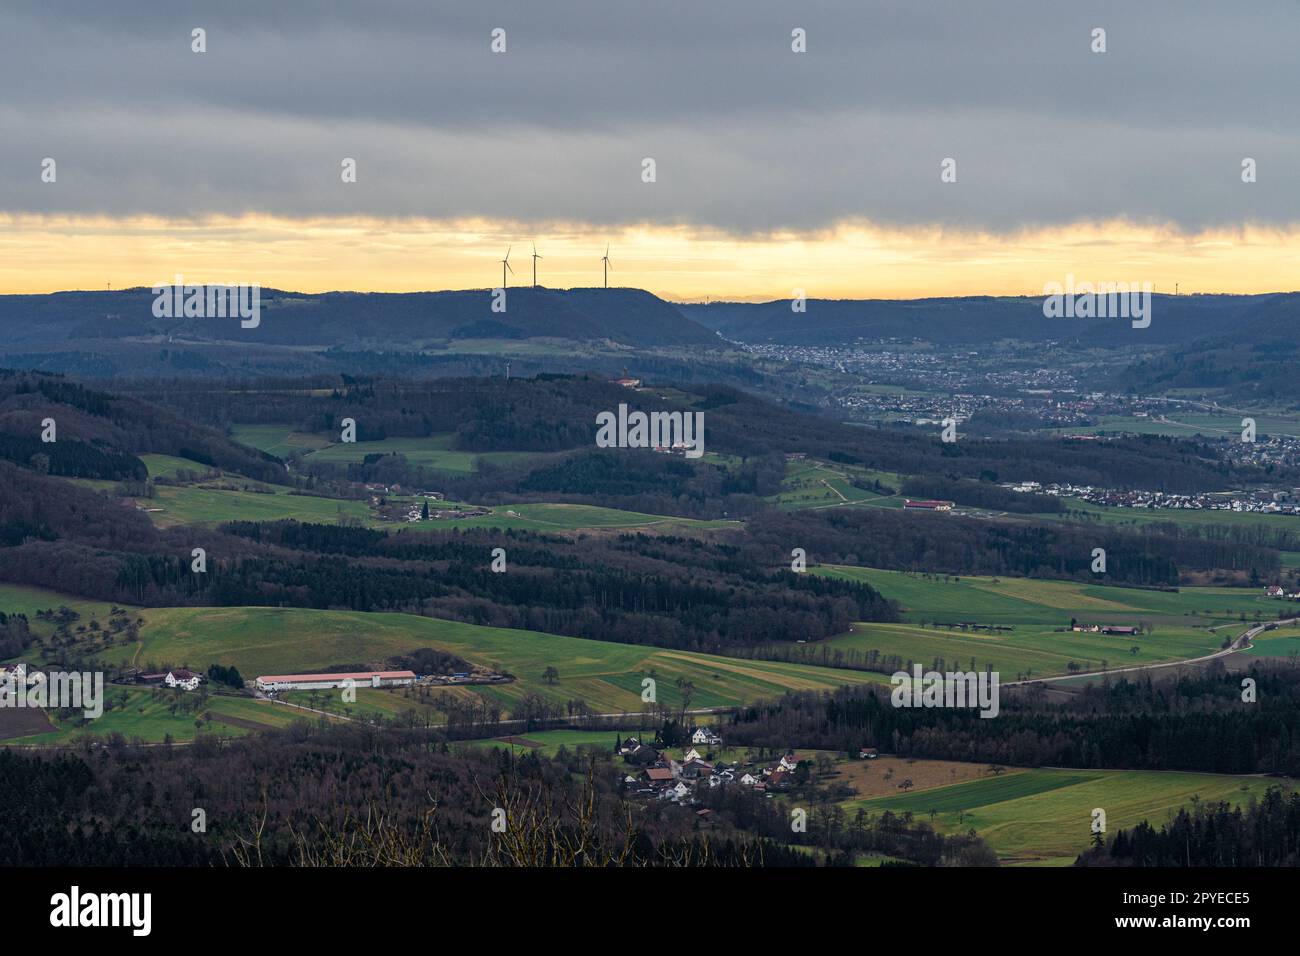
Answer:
xmin=0 ymin=369 xmax=1289 ymax=661
xmin=116 ymin=373 xmax=1295 ymax=495
xmin=1077 ymin=787 xmax=1300 ymax=866
xmin=0 ymin=725 xmax=991 ymax=867
xmin=726 ymin=664 xmax=1300 ymax=777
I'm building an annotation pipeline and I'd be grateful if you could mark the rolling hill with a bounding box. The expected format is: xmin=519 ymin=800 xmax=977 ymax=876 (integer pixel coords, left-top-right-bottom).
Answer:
xmin=682 ymin=291 xmax=1300 ymax=347
xmin=0 ymin=286 xmax=725 ymax=351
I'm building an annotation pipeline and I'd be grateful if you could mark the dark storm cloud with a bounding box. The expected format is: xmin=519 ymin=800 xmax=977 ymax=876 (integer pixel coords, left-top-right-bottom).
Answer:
xmin=0 ymin=0 xmax=1296 ymax=232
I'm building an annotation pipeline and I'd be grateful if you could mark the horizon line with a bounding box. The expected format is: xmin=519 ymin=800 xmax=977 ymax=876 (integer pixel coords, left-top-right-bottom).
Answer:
xmin=7 ymin=284 xmax=1300 ymax=306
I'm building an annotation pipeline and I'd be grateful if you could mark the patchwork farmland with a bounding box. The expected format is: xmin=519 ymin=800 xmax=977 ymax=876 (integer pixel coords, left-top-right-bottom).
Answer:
xmin=851 ymin=766 xmax=1290 ymax=866
xmin=813 ymin=566 xmax=1282 ymax=679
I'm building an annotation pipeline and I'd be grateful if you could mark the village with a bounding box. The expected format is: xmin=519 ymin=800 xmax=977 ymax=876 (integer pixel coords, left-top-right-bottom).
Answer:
xmin=614 ymin=727 xmax=880 ymax=806
xmin=1004 ymin=480 xmax=1300 ymax=516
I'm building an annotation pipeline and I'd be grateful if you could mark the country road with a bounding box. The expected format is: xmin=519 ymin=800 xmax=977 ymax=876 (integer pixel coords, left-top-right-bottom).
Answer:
xmin=1005 ymin=616 xmax=1300 ymax=687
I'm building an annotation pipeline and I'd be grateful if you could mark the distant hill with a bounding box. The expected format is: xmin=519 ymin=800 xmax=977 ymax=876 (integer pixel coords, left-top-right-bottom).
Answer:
xmin=681 ymin=292 xmax=1300 ymax=346
xmin=0 ymin=371 xmax=284 ymax=483
xmin=0 ymin=286 xmax=723 ymax=351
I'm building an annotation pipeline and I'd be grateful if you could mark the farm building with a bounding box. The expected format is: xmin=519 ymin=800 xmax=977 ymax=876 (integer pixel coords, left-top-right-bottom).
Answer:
xmin=255 ymin=670 xmax=416 ymax=692
xmin=137 ymin=669 xmax=203 ymax=691
xmin=903 ymin=499 xmax=954 ymax=511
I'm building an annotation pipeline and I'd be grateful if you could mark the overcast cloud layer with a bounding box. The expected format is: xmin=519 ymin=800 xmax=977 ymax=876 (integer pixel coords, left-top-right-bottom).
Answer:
xmin=1 ymin=0 xmax=1296 ymax=234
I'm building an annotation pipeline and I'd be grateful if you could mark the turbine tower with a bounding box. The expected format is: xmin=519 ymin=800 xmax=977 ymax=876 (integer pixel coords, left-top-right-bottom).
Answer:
xmin=499 ymin=245 xmax=513 ymax=289
xmin=531 ymin=242 xmax=542 ymax=288
xmin=601 ymin=244 xmax=612 ymax=289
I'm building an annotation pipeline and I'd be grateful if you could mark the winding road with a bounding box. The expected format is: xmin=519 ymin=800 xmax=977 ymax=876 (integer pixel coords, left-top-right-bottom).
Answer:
xmin=1005 ymin=616 xmax=1300 ymax=687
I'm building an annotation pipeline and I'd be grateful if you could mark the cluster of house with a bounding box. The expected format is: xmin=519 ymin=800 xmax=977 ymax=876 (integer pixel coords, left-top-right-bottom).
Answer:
xmin=1265 ymin=585 xmax=1300 ymax=601
xmin=138 ymin=669 xmax=204 ymax=691
xmin=619 ymin=728 xmax=818 ymax=804
xmin=402 ymin=504 xmax=489 ymax=523
xmin=363 ymin=483 xmax=444 ymax=499
xmin=1069 ymin=623 xmax=1139 ymax=636
xmin=651 ymin=442 xmax=693 ymax=457
xmin=1007 ymin=481 xmax=1300 ymax=516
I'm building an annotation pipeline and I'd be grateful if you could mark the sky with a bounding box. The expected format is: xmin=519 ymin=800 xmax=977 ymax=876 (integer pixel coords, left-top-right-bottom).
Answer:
xmin=2 ymin=0 xmax=1297 ymax=300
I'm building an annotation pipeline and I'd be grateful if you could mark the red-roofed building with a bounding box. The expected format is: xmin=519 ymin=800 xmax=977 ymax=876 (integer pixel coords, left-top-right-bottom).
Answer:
xmin=255 ymin=670 xmax=416 ymax=692
xmin=903 ymin=499 xmax=954 ymax=511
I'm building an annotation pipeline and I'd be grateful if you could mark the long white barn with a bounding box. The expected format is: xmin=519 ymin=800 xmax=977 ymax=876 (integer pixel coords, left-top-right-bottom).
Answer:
xmin=255 ymin=670 xmax=416 ymax=692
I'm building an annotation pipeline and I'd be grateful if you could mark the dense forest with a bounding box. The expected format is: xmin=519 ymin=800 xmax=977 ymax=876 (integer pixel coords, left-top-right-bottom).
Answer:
xmin=114 ymin=373 xmax=1294 ymax=496
xmin=725 ymin=663 xmax=1300 ymax=777
xmin=1077 ymin=786 xmax=1300 ymax=867
xmin=0 ymin=371 xmax=283 ymax=483
xmin=744 ymin=507 xmax=1278 ymax=582
xmin=0 ymin=724 xmax=992 ymax=867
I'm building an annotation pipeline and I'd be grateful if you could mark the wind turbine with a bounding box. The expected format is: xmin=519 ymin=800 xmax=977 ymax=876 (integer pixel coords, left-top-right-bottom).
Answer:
xmin=601 ymin=245 xmax=612 ymax=289
xmin=531 ymin=242 xmax=541 ymax=288
xmin=499 ymin=245 xmax=513 ymax=289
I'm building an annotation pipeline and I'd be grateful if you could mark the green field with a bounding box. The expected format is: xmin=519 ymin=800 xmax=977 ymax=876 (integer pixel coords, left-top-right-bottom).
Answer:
xmin=3 ymin=580 xmax=880 ymax=734
xmin=773 ymin=459 xmax=902 ymax=511
xmin=86 ymin=603 xmax=886 ymax=715
xmin=230 ymin=424 xmax=332 ymax=459
xmin=298 ymin=434 xmax=538 ymax=473
xmin=389 ymin=501 xmax=736 ymax=534
xmin=1243 ymin=620 xmax=1300 ymax=658
xmin=1043 ymin=498 xmax=1300 ymax=534
xmin=2 ymin=686 xmax=302 ymax=746
xmin=457 ymin=729 xmax=629 ymax=757
xmin=139 ymin=454 xmax=219 ymax=479
xmin=814 ymin=566 xmax=1278 ymax=678
xmin=851 ymin=767 xmax=1288 ymax=865
xmin=457 ymin=727 xmax=734 ymax=760
xmin=231 ymin=425 xmax=541 ymax=472
xmin=139 ymin=483 xmax=374 ymax=528
xmin=127 ymin=484 xmax=731 ymax=534
xmin=0 ymin=582 xmax=134 ymax=630
xmin=1046 ymin=409 xmax=1300 ymax=440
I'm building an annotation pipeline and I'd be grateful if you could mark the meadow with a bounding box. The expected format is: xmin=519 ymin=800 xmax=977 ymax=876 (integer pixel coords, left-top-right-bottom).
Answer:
xmin=813 ymin=566 xmax=1278 ymax=678
xmin=0 ymin=582 xmax=134 ymax=626
xmin=850 ymin=766 xmax=1288 ymax=866
xmin=140 ymin=484 xmax=374 ymax=528
xmin=127 ymin=484 xmax=730 ymax=534
xmin=456 ymin=724 xmax=736 ymax=760
xmin=249 ymin=430 xmax=540 ymax=474
xmin=389 ymin=501 xmax=737 ymax=534
xmin=1 ymin=686 xmax=302 ymax=746
xmin=772 ymin=459 xmax=903 ymax=511
xmin=83 ymin=603 xmax=887 ymax=715
xmin=229 ymin=424 xmax=332 ymax=459
xmin=139 ymin=453 xmax=220 ymax=478
xmin=1042 ymin=498 xmax=1300 ymax=534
